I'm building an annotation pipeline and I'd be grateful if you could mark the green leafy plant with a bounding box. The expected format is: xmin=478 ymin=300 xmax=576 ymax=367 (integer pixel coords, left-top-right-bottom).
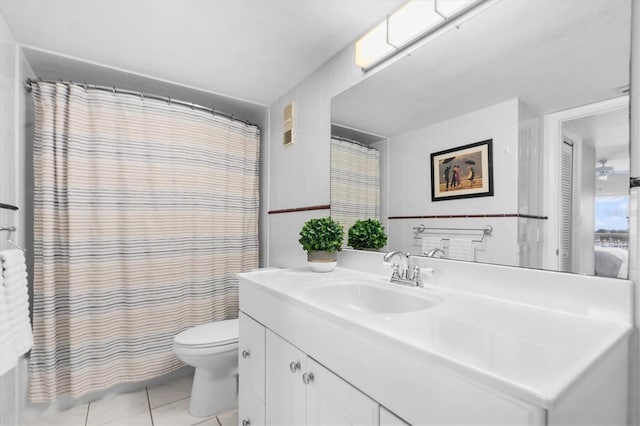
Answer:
xmin=347 ymin=219 xmax=388 ymax=250
xmin=298 ymin=216 xmax=345 ymax=253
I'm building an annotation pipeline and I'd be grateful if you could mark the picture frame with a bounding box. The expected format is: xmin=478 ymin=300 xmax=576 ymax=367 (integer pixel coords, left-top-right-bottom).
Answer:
xmin=430 ymin=139 xmax=494 ymax=202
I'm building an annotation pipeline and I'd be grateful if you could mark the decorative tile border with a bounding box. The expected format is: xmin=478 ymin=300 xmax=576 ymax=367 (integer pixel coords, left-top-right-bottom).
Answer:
xmin=268 ymin=205 xmax=331 ymax=215
xmin=388 ymin=213 xmax=548 ymax=220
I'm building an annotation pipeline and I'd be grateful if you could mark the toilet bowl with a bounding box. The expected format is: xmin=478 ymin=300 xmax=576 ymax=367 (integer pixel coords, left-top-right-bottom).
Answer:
xmin=173 ymin=319 xmax=238 ymax=417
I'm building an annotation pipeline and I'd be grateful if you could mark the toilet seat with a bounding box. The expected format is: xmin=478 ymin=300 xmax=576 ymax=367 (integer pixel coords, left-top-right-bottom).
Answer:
xmin=174 ymin=319 xmax=238 ymax=349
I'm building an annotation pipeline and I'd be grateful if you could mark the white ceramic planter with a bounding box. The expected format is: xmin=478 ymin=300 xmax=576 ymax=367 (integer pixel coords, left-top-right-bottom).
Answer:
xmin=307 ymin=250 xmax=337 ymax=273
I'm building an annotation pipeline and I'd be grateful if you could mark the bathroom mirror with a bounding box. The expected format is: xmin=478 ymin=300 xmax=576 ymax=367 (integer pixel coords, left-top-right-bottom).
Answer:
xmin=330 ymin=0 xmax=631 ymax=278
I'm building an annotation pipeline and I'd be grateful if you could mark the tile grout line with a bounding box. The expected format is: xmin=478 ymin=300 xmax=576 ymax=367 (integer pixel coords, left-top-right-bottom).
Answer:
xmin=145 ymin=386 xmax=154 ymax=426
xmin=149 ymin=394 xmax=190 ymax=411
xmin=85 ymin=401 xmax=91 ymax=426
xmin=190 ymin=414 xmax=220 ymax=426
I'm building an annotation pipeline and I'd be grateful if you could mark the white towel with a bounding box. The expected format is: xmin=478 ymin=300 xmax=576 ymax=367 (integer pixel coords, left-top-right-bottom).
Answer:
xmin=421 ymin=236 xmax=442 ymax=254
xmin=1 ymin=253 xmax=26 ymax=269
xmin=1 ymin=249 xmax=33 ymax=360
xmin=3 ymin=263 xmax=27 ymax=279
xmin=0 ymin=274 xmax=19 ymax=375
xmin=448 ymin=238 xmax=475 ymax=261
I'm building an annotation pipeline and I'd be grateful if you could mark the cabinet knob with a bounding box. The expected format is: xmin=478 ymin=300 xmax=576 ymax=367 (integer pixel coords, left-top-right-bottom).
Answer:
xmin=242 ymin=419 xmax=251 ymax=426
xmin=302 ymin=372 xmax=314 ymax=385
xmin=289 ymin=361 xmax=301 ymax=372
xmin=241 ymin=350 xmax=250 ymax=359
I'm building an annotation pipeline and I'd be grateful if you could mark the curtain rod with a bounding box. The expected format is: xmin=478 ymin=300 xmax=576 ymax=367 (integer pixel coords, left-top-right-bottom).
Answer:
xmin=331 ymin=135 xmax=374 ymax=149
xmin=25 ymin=78 xmax=258 ymax=128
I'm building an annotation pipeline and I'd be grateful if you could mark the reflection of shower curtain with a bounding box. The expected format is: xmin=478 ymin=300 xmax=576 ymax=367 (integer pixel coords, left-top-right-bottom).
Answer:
xmin=29 ymin=82 xmax=259 ymax=401
xmin=330 ymin=138 xmax=380 ymax=244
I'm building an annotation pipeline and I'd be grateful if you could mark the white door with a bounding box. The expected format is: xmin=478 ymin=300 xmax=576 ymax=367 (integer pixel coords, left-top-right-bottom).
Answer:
xmin=305 ymin=358 xmax=379 ymax=426
xmin=239 ymin=313 xmax=266 ymax=426
xmin=265 ymin=330 xmax=306 ymax=426
xmin=239 ymin=312 xmax=266 ymax=400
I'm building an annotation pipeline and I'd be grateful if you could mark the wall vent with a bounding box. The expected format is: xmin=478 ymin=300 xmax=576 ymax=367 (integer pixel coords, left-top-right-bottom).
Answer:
xmin=283 ymin=102 xmax=294 ymax=146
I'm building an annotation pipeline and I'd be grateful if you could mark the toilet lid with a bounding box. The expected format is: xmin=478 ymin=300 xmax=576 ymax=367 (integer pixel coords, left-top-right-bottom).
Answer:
xmin=174 ymin=319 xmax=238 ymax=347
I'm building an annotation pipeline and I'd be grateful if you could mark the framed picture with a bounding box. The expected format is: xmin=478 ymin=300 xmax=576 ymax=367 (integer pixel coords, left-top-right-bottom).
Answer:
xmin=430 ymin=139 xmax=494 ymax=201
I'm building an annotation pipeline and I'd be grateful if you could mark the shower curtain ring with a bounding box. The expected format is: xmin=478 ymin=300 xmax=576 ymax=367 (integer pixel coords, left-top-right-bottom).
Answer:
xmin=112 ymin=87 xmax=116 ymax=95
xmin=168 ymin=97 xmax=172 ymax=105
xmin=141 ymin=92 xmax=144 ymax=101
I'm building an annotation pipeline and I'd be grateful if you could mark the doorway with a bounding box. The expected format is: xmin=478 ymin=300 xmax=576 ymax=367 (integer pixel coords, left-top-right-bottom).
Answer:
xmin=543 ymin=96 xmax=630 ymax=278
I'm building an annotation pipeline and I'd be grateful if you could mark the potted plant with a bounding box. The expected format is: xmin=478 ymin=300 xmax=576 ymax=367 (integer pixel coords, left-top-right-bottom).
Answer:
xmin=347 ymin=219 xmax=388 ymax=251
xmin=298 ymin=216 xmax=344 ymax=272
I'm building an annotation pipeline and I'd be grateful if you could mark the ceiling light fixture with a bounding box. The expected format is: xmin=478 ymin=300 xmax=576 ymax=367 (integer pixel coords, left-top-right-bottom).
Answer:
xmin=596 ymin=160 xmax=613 ymax=181
xmin=355 ymin=0 xmax=487 ymax=71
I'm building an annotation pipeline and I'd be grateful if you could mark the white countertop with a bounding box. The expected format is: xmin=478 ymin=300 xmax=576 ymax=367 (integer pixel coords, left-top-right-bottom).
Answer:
xmin=239 ymin=266 xmax=631 ymax=408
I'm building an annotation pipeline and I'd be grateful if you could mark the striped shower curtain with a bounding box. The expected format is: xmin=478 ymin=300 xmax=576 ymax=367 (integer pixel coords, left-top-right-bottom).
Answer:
xmin=330 ymin=138 xmax=380 ymax=244
xmin=29 ymin=82 xmax=259 ymax=401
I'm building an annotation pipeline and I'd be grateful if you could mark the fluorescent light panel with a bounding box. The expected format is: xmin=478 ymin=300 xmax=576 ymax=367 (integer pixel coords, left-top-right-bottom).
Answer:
xmin=355 ymin=0 xmax=479 ymax=69
xmin=355 ymin=21 xmax=395 ymax=70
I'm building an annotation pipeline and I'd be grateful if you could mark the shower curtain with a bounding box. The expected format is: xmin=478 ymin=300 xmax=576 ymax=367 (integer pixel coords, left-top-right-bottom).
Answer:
xmin=28 ymin=82 xmax=260 ymax=402
xmin=330 ymin=138 xmax=380 ymax=244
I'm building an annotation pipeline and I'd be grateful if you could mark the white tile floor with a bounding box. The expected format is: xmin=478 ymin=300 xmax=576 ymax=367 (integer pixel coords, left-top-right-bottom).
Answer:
xmin=22 ymin=375 xmax=238 ymax=426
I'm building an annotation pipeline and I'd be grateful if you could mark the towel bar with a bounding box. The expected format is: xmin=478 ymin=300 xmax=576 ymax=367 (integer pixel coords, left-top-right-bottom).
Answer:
xmin=413 ymin=224 xmax=492 ymax=242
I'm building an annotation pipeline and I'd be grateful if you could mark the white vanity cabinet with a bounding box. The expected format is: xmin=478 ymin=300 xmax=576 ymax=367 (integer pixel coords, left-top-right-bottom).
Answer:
xmin=239 ymin=297 xmax=544 ymax=426
xmin=265 ymin=329 xmax=378 ymax=425
xmin=239 ymin=312 xmax=379 ymax=426
xmin=238 ymin=268 xmax=631 ymax=426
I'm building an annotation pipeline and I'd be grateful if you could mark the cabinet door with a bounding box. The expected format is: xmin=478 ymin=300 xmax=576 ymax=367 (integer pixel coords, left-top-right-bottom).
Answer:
xmin=239 ymin=379 xmax=265 ymax=426
xmin=305 ymin=358 xmax=379 ymax=426
xmin=265 ymin=330 xmax=306 ymax=426
xmin=239 ymin=312 xmax=266 ymax=400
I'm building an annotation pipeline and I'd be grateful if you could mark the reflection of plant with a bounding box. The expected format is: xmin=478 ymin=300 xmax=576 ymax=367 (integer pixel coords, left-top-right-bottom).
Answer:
xmin=348 ymin=219 xmax=387 ymax=250
xmin=299 ymin=217 xmax=344 ymax=252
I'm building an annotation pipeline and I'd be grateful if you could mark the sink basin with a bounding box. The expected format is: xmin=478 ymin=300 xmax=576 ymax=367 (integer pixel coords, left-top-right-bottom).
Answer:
xmin=304 ymin=279 xmax=442 ymax=314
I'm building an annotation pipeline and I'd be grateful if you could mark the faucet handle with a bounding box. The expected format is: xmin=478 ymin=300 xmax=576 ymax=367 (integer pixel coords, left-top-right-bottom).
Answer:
xmin=391 ymin=263 xmax=402 ymax=279
xmin=412 ymin=266 xmax=423 ymax=287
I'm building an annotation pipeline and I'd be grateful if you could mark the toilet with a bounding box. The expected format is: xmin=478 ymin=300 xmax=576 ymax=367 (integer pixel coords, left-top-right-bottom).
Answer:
xmin=173 ymin=318 xmax=239 ymax=417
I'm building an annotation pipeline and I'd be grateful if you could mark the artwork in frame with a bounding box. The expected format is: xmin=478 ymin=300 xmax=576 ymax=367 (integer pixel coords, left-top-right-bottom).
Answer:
xmin=430 ymin=139 xmax=494 ymax=202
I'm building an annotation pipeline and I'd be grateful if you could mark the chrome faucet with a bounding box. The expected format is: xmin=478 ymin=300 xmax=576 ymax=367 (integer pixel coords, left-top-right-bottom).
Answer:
xmin=383 ymin=250 xmax=422 ymax=287
xmin=424 ymin=248 xmax=446 ymax=258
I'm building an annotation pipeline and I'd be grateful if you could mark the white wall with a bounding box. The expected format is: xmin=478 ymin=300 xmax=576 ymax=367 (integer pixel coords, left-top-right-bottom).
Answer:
xmin=0 ymin=11 xmax=35 ymax=426
xmin=380 ymin=99 xmax=520 ymax=266
xmin=387 ymin=98 xmax=519 ymax=216
xmin=267 ymin=46 xmax=369 ymax=267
